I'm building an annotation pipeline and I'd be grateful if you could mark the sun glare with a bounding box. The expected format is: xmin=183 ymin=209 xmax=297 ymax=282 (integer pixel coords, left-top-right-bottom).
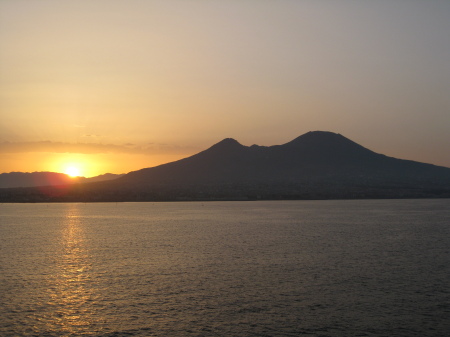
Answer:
xmin=65 ymin=166 xmax=81 ymax=178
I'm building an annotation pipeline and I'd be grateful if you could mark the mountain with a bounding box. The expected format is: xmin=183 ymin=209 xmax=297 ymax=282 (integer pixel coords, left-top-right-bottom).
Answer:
xmin=117 ymin=130 xmax=449 ymax=187
xmin=0 ymin=171 xmax=123 ymax=189
xmin=1 ymin=131 xmax=450 ymax=202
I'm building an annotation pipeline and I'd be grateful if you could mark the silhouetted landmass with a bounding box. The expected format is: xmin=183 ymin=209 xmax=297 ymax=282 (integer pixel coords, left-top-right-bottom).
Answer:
xmin=1 ymin=131 xmax=449 ymax=202
xmin=0 ymin=172 xmax=123 ymax=188
xmin=84 ymin=173 xmax=125 ymax=183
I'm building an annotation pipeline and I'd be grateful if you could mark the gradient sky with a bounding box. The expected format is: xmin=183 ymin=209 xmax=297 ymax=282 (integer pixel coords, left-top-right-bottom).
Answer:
xmin=1 ymin=0 xmax=449 ymax=177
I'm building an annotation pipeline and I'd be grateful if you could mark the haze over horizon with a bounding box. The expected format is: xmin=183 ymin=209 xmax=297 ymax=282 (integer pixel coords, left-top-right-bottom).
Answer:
xmin=1 ymin=1 xmax=449 ymax=177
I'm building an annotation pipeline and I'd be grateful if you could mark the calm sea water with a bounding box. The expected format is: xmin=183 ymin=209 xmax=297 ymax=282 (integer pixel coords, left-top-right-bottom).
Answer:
xmin=0 ymin=200 xmax=449 ymax=337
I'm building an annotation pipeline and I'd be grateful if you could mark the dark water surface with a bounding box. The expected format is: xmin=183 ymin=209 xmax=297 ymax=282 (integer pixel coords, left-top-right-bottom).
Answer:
xmin=1 ymin=200 xmax=449 ymax=336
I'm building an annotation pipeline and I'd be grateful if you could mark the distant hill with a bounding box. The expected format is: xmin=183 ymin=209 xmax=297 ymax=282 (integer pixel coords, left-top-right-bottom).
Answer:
xmin=1 ymin=131 xmax=450 ymax=202
xmin=0 ymin=172 xmax=123 ymax=189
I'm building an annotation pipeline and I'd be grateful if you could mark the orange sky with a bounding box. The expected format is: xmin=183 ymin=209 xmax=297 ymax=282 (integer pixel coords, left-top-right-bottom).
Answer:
xmin=1 ymin=1 xmax=450 ymax=177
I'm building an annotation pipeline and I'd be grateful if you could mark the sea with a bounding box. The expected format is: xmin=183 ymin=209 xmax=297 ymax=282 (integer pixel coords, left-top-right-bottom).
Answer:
xmin=0 ymin=199 xmax=449 ymax=337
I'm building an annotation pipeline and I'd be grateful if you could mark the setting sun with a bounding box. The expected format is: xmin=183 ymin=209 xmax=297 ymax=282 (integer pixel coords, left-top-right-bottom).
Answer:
xmin=50 ymin=155 xmax=94 ymax=178
xmin=65 ymin=166 xmax=81 ymax=178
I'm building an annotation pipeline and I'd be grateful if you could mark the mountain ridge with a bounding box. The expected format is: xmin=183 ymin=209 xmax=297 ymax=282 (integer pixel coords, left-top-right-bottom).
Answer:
xmin=119 ymin=130 xmax=448 ymax=185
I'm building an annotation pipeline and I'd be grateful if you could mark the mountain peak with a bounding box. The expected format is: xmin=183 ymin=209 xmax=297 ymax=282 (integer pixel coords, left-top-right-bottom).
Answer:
xmin=209 ymin=137 xmax=243 ymax=149
xmin=192 ymin=137 xmax=245 ymax=159
xmin=280 ymin=131 xmax=376 ymax=158
xmin=285 ymin=131 xmax=345 ymax=145
xmin=219 ymin=137 xmax=241 ymax=145
xmin=284 ymin=130 xmax=360 ymax=146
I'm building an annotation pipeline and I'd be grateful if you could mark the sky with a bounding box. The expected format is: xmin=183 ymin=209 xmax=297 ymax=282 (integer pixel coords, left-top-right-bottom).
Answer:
xmin=1 ymin=0 xmax=449 ymax=177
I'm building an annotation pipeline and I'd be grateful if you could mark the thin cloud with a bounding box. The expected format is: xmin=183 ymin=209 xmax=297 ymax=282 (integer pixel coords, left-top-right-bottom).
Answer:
xmin=0 ymin=141 xmax=198 ymax=155
xmin=82 ymin=134 xmax=102 ymax=138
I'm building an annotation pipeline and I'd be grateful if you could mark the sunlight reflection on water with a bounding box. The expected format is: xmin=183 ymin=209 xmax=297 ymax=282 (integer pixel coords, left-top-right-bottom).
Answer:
xmin=45 ymin=204 xmax=99 ymax=335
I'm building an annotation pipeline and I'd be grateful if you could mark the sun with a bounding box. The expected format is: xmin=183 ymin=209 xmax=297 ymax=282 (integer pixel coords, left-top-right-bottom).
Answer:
xmin=53 ymin=155 xmax=93 ymax=177
xmin=65 ymin=166 xmax=81 ymax=178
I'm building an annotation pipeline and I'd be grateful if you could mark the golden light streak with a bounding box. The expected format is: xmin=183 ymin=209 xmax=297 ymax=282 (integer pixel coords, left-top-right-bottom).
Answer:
xmin=45 ymin=204 xmax=101 ymax=334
